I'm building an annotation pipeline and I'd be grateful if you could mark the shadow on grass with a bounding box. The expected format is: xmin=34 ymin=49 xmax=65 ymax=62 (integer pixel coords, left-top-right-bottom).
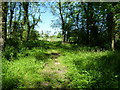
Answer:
xmin=25 ymin=40 xmax=102 ymax=53
xmin=73 ymin=51 xmax=120 ymax=88
xmin=35 ymin=52 xmax=51 ymax=61
xmin=91 ymin=51 xmax=120 ymax=88
xmin=34 ymin=51 xmax=61 ymax=62
xmin=2 ymin=77 xmax=19 ymax=90
xmin=44 ymin=41 xmax=104 ymax=52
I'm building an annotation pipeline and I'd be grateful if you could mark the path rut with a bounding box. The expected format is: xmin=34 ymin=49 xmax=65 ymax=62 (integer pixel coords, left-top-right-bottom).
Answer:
xmin=39 ymin=52 xmax=69 ymax=88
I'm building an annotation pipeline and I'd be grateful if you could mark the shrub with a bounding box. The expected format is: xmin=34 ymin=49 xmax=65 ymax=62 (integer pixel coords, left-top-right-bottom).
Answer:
xmin=3 ymin=46 xmax=18 ymax=60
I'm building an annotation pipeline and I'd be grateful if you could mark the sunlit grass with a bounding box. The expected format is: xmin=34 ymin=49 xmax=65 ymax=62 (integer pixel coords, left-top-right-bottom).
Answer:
xmin=2 ymin=56 xmax=45 ymax=89
xmin=2 ymin=41 xmax=120 ymax=88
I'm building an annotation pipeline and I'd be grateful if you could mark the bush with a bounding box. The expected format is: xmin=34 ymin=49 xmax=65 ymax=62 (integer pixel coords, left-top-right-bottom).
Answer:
xmin=3 ymin=46 xmax=18 ymax=60
xmin=23 ymin=40 xmax=41 ymax=49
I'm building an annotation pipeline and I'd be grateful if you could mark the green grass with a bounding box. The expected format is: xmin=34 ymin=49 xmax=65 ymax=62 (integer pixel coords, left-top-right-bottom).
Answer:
xmin=59 ymin=50 xmax=120 ymax=88
xmin=2 ymin=41 xmax=120 ymax=89
xmin=38 ymin=37 xmax=62 ymax=42
xmin=2 ymin=56 xmax=45 ymax=89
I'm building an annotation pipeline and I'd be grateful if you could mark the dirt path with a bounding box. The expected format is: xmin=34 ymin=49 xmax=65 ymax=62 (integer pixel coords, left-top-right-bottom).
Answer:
xmin=40 ymin=51 xmax=69 ymax=88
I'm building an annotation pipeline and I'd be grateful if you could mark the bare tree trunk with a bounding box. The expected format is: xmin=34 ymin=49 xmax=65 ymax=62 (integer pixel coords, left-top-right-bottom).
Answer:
xmin=111 ymin=21 xmax=115 ymax=51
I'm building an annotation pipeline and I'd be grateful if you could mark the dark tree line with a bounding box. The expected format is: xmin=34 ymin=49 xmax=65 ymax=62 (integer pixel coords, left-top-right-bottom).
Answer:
xmin=52 ymin=2 xmax=120 ymax=51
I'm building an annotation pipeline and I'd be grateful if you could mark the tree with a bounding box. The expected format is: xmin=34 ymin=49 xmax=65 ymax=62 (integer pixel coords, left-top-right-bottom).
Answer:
xmin=9 ymin=2 xmax=16 ymax=36
xmin=58 ymin=1 xmax=66 ymax=42
xmin=23 ymin=2 xmax=41 ymax=41
xmin=2 ymin=2 xmax=8 ymax=51
xmin=106 ymin=3 xmax=120 ymax=51
xmin=23 ymin=2 xmax=30 ymax=42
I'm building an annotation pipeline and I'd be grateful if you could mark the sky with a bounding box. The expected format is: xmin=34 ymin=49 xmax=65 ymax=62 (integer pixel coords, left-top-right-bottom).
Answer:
xmin=35 ymin=4 xmax=61 ymax=36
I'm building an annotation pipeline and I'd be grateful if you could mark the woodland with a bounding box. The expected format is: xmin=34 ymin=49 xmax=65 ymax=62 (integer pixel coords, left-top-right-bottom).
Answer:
xmin=1 ymin=2 xmax=120 ymax=89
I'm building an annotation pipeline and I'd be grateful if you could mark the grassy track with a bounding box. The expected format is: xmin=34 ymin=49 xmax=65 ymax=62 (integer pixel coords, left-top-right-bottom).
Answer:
xmin=2 ymin=40 xmax=120 ymax=89
xmin=40 ymin=50 xmax=68 ymax=88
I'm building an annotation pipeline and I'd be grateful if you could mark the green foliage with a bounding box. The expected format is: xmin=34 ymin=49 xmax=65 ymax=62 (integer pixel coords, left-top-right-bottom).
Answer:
xmin=3 ymin=46 xmax=18 ymax=60
xmin=56 ymin=32 xmax=62 ymax=38
xmin=29 ymin=30 xmax=40 ymax=41
xmin=23 ymin=40 xmax=40 ymax=49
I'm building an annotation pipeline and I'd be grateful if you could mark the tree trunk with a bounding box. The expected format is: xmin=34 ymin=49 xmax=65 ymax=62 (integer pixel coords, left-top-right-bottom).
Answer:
xmin=106 ymin=12 xmax=115 ymax=51
xmin=81 ymin=2 xmax=90 ymax=44
xmin=23 ymin=2 xmax=30 ymax=42
xmin=9 ymin=2 xmax=16 ymax=36
xmin=18 ymin=3 xmax=23 ymax=41
xmin=111 ymin=22 xmax=115 ymax=51
xmin=2 ymin=2 xmax=8 ymax=51
xmin=58 ymin=1 xmax=66 ymax=42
